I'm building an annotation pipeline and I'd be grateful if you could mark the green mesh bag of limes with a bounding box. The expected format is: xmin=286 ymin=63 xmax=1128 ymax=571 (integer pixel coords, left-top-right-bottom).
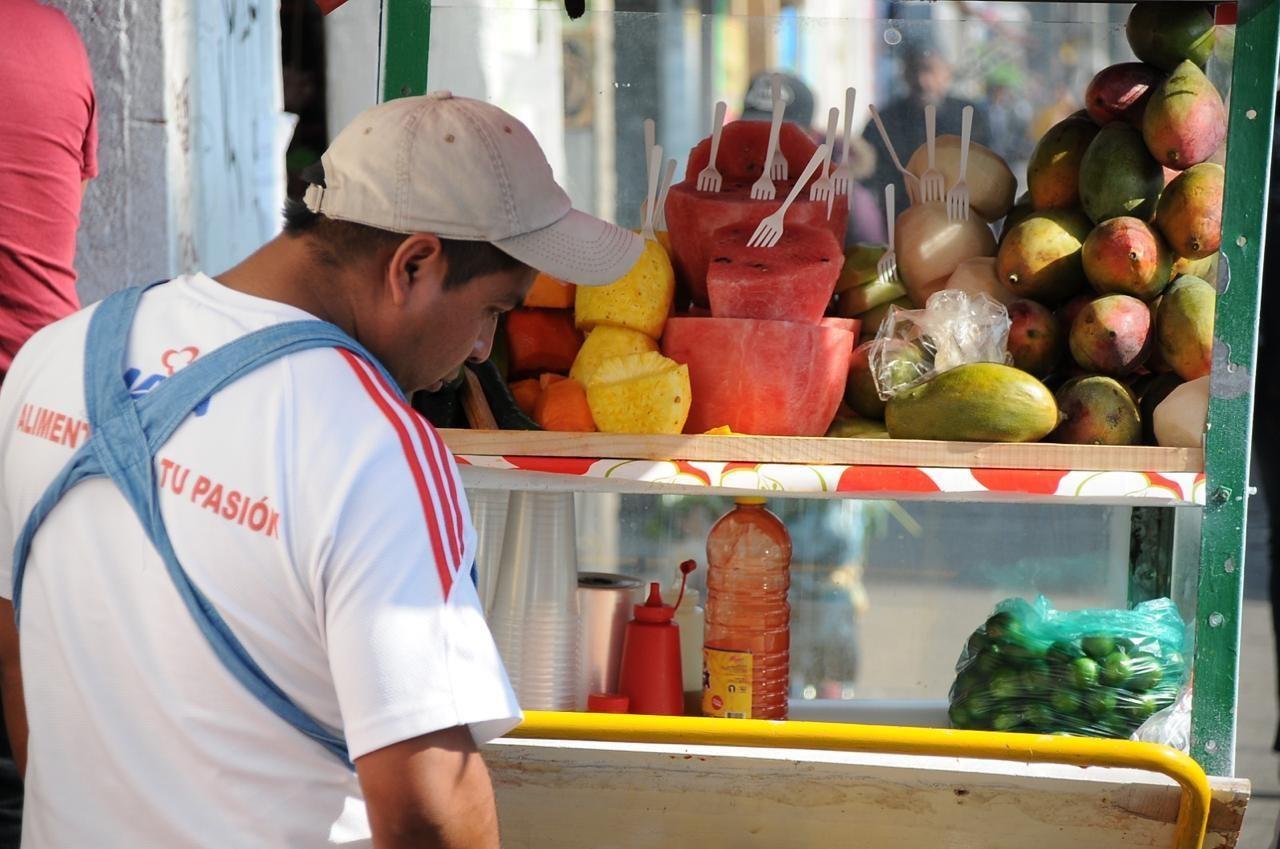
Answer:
xmin=948 ymin=596 xmax=1188 ymax=738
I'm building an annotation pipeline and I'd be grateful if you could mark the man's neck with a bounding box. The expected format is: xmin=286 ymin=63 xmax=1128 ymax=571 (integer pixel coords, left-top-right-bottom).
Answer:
xmin=214 ymin=235 xmax=360 ymax=337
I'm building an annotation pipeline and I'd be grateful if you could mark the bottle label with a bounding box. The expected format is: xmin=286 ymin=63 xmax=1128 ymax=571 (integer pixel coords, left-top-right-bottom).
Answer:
xmin=702 ymin=647 xmax=752 ymax=719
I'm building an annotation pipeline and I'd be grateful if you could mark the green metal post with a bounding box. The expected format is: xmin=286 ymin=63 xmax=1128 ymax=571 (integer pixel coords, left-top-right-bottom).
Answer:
xmin=381 ymin=0 xmax=433 ymax=102
xmin=1191 ymin=0 xmax=1280 ymax=777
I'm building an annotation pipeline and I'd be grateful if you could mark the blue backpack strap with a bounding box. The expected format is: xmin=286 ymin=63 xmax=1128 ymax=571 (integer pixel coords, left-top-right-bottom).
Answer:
xmin=13 ymin=283 xmax=406 ymax=768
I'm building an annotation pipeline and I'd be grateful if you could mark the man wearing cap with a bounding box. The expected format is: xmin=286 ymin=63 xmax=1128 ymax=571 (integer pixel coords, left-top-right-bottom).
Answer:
xmin=0 ymin=92 xmax=642 ymax=848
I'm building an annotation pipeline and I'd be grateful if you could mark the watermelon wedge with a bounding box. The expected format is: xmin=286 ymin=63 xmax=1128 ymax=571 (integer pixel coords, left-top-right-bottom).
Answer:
xmin=661 ymin=316 xmax=855 ymax=436
xmin=665 ymin=120 xmax=848 ymax=306
xmin=705 ymin=223 xmax=843 ymax=324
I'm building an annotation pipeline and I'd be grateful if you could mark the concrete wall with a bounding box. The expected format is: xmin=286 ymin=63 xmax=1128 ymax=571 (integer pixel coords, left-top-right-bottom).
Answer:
xmin=49 ymin=0 xmax=171 ymax=304
xmin=49 ymin=0 xmax=288 ymax=305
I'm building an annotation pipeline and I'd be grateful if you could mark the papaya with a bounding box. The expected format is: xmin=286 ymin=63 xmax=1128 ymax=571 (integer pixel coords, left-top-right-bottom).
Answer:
xmin=524 ymin=273 xmax=576 ymax=309
xmin=1049 ymin=376 xmax=1142 ymax=446
xmin=885 ymin=363 xmax=1060 ymax=443
xmin=509 ymin=378 xmax=542 ymax=417
xmin=1079 ymin=124 xmax=1165 ymax=223
xmin=997 ymin=209 xmax=1091 ymax=304
xmin=826 ymin=416 xmax=891 ymax=439
xmin=505 ymin=308 xmax=585 ymax=376
xmin=1142 ymin=61 xmax=1227 ymax=170
xmin=534 ymin=376 xmax=596 ymax=432
xmin=1157 ymin=275 xmax=1216 ymax=380
xmin=1126 ymin=3 xmax=1217 ymax=71
xmin=1157 ymin=163 xmax=1224 ymax=259
xmin=1027 ymin=116 xmax=1099 ymax=210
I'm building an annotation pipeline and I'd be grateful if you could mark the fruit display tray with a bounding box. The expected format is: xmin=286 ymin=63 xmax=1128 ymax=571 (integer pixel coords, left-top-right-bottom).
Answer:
xmin=442 ymin=430 xmax=1205 ymax=505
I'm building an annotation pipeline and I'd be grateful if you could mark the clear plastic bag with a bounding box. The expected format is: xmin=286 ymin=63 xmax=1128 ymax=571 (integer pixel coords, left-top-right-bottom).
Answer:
xmin=948 ymin=596 xmax=1188 ymax=738
xmin=1132 ymin=681 xmax=1193 ymax=752
xmin=869 ymin=290 xmax=1012 ymax=400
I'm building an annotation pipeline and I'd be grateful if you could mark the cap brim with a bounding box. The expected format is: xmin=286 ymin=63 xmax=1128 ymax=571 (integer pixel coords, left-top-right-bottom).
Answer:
xmin=494 ymin=208 xmax=645 ymax=287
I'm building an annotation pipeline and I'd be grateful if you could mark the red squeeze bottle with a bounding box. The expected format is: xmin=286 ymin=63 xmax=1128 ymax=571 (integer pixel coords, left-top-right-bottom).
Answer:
xmin=617 ymin=562 xmax=696 ymax=716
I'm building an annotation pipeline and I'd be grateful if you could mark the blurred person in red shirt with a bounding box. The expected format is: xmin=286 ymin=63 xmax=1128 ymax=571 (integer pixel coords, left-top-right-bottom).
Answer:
xmin=0 ymin=2 xmax=97 ymax=845
xmin=0 ymin=0 xmax=98 ymax=384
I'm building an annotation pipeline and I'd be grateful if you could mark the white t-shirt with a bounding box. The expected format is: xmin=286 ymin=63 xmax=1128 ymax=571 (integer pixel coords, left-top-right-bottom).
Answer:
xmin=0 ymin=274 xmax=521 ymax=848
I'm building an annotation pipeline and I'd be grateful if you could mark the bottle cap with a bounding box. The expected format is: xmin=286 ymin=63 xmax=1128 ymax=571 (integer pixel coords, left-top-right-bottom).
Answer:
xmin=735 ymin=496 xmax=767 ymax=505
xmin=587 ymin=692 xmax=631 ymax=713
xmin=633 ymin=582 xmax=676 ymax=623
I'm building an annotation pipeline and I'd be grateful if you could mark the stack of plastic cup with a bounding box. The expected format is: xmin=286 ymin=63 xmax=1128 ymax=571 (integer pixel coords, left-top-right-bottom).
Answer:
xmin=488 ymin=491 xmax=583 ymax=711
xmin=467 ymin=489 xmax=510 ymax=617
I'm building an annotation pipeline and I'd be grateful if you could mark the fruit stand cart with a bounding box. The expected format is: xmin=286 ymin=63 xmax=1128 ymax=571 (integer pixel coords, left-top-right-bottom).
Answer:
xmin=369 ymin=0 xmax=1274 ymax=843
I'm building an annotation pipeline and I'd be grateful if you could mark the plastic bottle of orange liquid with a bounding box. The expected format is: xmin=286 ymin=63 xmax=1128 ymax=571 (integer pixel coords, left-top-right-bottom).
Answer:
xmin=702 ymin=497 xmax=792 ymax=720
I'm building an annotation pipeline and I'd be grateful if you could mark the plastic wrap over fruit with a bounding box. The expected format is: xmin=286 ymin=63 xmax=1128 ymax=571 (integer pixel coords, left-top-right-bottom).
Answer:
xmin=948 ymin=596 xmax=1188 ymax=739
xmin=869 ymin=290 xmax=1012 ymax=400
xmin=1132 ymin=681 xmax=1192 ymax=752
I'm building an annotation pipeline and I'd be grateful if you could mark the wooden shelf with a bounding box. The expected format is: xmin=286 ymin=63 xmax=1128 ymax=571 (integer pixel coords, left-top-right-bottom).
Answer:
xmin=441 ymin=430 xmax=1203 ymax=474
xmin=443 ymin=430 xmax=1206 ymax=506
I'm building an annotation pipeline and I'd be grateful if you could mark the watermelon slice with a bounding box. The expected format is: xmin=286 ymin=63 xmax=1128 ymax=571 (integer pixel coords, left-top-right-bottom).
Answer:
xmin=684 ymin=120 xmax=823 ymax=182
xmin=705 ymin=223 xmax=842 ymax=324
xmin=661 ymin=316 xmax=855 ymax=436
xmin=665 ymin=120 xmax=848 ymax=306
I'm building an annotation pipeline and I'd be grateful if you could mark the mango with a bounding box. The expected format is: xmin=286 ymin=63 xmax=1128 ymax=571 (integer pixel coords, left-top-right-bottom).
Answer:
xmin=1050 ymin=376 xmax=1142 ymax=446
xmin=1027 ymin=116 xmax=1099 ymax=210
xmin=895 ymin=201 xmax=998 ymax=306
xmin=1136 ymin=372 xmax=1185 ymax=445
xmin=1085 ymin=63 xmax=1164 ymax=126
xmin=1081 ymin=217 xmax=1173 ymax=301
xmin=1126 ymin=3 xmax=1217 ymax=71
xmin=997 ymin=209 xmax=1091 ymax=304
xmin=1079 ymin=124 xmax=1165 ymax=223
xmin=575 ymin=238 xmax=675 ymax=339
xmin=905 ymin=136 xmax=1017 ymax=220
xmin=836 ymin=243 xmax=888 ymax=293
xmin=1142 ymin=61 xmax=1227 ymax=169
xmin=857 ymin=297 xmax=913 ymax=341
xmin=826 ymin=416 xmax=890 ymax=439
xmin=1172 ymin=253 xmax=1216 ymax=280
xmin=1057 ymin=294 xmax=1092 ymax=337
xmin=1000 ymin=193 xmax=1034 ymax=244
xmin=885 ymin=363 xmax=1060 ymax=443
xmin=835 ymin=274 xmax=909 ymax=317
xmin=1157 ymin=162 xmax=1224 ymax=259
xmin=1157 ymin=275 xmax=1216 ymax=380
xmin=847 ymin=339 xmax=928 ymax=419
xmin=1069 ymin=295 xmax=1154 ymax=376
xmin=1007 ymin=299 xmax=1063 ymax=378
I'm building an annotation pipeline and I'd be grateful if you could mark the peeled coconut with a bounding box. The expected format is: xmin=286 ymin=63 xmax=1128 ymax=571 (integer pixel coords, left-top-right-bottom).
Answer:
xmin=895 ymin=202 xmax=998 ymax=306
xmin=1153 ymin=376 xmax=1209 ymax=447
xmin=945 ymin=257 xmax=1017 ymax=306
xmin=907 ymin=136 xmax=1018 ymax=221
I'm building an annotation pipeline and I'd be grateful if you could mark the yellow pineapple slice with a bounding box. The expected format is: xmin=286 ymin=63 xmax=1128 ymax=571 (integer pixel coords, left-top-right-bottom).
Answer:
xmin=574 ymin=239 xmax=674 ymax=340
xmin=586 ymin=352 xmax=691 ymax=435
xmin=569 ymin=325 xmax=659 ymax=388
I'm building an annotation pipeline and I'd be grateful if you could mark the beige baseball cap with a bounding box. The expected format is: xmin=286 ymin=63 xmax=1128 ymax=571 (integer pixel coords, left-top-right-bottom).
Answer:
xmin=303 ymin=91 xmax=643 ymax=286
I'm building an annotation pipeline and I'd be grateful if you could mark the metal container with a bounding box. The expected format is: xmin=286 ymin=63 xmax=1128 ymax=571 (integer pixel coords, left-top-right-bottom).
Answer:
xmin=577 ymin=572 xmax=643 ymax=700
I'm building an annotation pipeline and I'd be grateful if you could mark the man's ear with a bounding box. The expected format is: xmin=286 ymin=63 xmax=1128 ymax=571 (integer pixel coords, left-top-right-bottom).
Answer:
xmin=385 ymin=233 xmax=445 ymax=306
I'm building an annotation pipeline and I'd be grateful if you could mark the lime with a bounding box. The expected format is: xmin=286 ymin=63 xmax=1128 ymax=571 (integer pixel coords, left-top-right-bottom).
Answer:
xmin=990 ymin=669 xmax=1022 ymax=701
xmin=1048 ymin=640 xmax=1084 ymax=665
xmin=1085 ymin=689 xmax=1118 ymax=719
xmin=1025 ymin=703 xmax=1056 ymax=730
xmin=1100 ymin=652 xmax=1134 ymax=687
xmin=1050 ymin=690 xmax=1084 ymax=716
xmin=973 ymin=645 xmax=1006 ymax=676
xmin=1164 ymin=651 xmax=1186 ymax=673
xmin=949 ymin=702 xmax=972 ymax=729
xmin=1019 ymin=664 xmax=1051 ymax=693
xmin=966 ymin=631 xmax=993 ymax=657
xmin=1120 ymin=693 xmax=1158 ymax=722
xmin=984 ymin=612 xmax=1023 ymax=642
xmin=1126 ymin=656 xmax=1164 ymax=692
xmin=1071 ymin=657 xmax=1100 ymax=689
xmin=992 ymin=712 xmax=1025 ymax=732
xmin=1082 ymin=634 xmax=1117 ymax=660
xmin=1002 ymin=639 xmax=1051 ymax=666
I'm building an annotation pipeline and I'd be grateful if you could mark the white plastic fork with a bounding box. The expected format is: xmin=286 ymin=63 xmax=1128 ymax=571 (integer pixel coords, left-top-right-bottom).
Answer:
xmin=641 ymin=144 xmax=663 ymax=241
xmin=750 ymin=85 xmax=788 ymax=201
xmin=695 ymin=101 xmax=728 ymax=193
xmin=768 ymin=75 xmax=789 ymax=180
xmin=868 ymin=104 xmax=922 ymax=206
xmin=921 ymin=104 xmax=946 ymax=204
xmin=831 ymin=87 xmax=857 ymax=196
xmin=808 ymin=107 xmax=839 ymax=215
xmin=947 ymin=105 xmax=975 ymax=221
xmin=877 ymin=183 xmax=899 ymax=283
xmin=747 ymin=144 xmax=829 ymax=249
xmin=655 ymin=157 xmax=676 ymax=231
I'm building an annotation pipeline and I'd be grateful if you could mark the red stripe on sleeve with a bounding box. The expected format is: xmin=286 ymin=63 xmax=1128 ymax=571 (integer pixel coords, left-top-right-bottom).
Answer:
xmin=363 ymin=365 xmax=467 ymax=571
xmin=338 ymin=350 xmax=454 ymax=596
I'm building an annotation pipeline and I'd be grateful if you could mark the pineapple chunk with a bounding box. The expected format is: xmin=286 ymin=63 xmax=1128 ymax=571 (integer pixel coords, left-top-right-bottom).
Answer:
xmin=570 ymin=326 xmax=659 ymax=388
xmin=586 ymin=352 xmax=691 ymax=435
xmin=575 ymin=239 xmax=674 ymax=340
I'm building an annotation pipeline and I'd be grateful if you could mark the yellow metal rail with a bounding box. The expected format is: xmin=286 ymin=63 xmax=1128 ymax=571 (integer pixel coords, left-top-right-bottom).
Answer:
xmin=511 ymin=711 xmax=1212 ymax=849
